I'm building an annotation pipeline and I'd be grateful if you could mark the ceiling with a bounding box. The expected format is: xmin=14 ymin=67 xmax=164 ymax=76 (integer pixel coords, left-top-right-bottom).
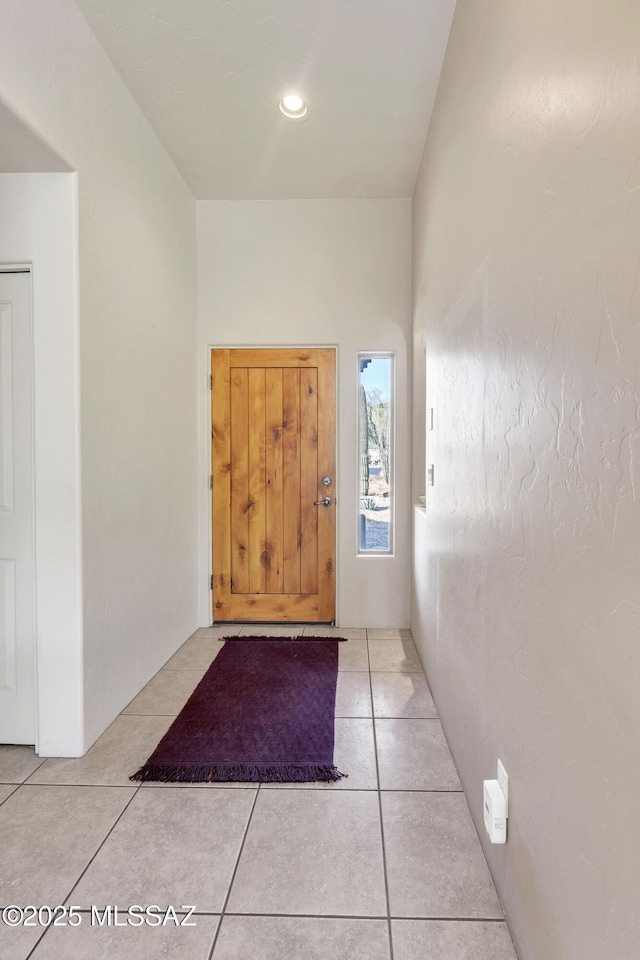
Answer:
xmin=75 ymin=0 xmax=456 ymax=200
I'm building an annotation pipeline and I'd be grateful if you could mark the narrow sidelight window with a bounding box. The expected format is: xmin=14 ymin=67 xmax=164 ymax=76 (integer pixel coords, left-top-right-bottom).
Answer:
xmin=358 ymin=353 xmax=394 ymax=554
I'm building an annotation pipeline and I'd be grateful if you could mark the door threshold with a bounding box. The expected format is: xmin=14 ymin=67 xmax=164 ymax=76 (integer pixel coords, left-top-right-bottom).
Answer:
xmin=212 ymin=620 xmax=336 ymax=626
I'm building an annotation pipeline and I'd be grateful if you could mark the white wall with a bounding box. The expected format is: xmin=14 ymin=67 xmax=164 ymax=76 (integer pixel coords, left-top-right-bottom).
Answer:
xmin=198 ymin=200 xmax=412 ymax=627
xmin=412 ymin=0 xmax=640 ymax=957
xmin=0 ymin=173 xmax=83 ymax=755
xmin=0 ymin=0 xmax=198 ymax=752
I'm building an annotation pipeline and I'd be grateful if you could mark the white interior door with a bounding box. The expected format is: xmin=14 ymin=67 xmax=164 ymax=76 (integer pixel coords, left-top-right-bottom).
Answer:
xmin=0 ymin=271 xmax=35 ymax=744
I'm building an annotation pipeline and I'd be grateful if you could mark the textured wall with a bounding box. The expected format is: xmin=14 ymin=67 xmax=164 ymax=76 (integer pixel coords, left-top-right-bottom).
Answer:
xmin=0 ymin=0 xmax=198 ymax=751
xmin=412 ymin=1 xmax=640 ymax=957
xmin=198 ymin=199 xmax=412 ymax=628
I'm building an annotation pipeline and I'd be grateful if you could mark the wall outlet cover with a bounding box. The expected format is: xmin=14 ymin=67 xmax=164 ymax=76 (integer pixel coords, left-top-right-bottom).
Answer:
xmin=497 ymin=759 xmax=509 ymax=812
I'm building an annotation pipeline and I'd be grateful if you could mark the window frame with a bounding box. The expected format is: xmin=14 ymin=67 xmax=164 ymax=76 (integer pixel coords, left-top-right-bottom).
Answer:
xmin=356 ymin=351 xmax=395 ymax=558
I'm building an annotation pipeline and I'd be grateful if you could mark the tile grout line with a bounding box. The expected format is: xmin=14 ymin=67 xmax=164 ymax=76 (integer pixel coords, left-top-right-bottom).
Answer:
xmin=0 ymin=782 xmax=20 ymax=806
xmin=23 ymin=784 xmax=142 ymax=960
xmin=0 ymin=903 xmax=509 ymax=923
xmin=366 ymin=628 xmax=394 ymax=960
xmin=16 ymin=755 xmax=48 ymax=787
xmin=22 ymin=918 xmax=49 ymax=958
xmin=123 ymin=713 xmax=440 ymax=720
xmin=202 ymin=911 xmax=509 ymax=922
xmin=27 ymin=757 xmax=49 ymax=779
xmin=19 ymin=780 xmax=159 ymax=790
xmin=206 ymin=784 xmax=261 ymax=960
xmin=259 ymin=787 xmax=463 ymax=793
xmin=369 ymin=670 xmax=424 ymax=675
xmin=61 ymin=785 xmax=143 ymax=904
xmin=123 ymin=712 xmax=185 ymax=718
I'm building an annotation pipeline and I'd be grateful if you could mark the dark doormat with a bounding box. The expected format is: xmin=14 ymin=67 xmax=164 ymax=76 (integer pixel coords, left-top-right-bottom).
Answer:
xmin=131 ymin=636 xmax=347 ymax=783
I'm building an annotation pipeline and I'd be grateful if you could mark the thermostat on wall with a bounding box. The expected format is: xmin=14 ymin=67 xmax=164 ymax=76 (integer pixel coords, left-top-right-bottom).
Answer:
xmin=483 ymin=778 xmax=507 ymax=843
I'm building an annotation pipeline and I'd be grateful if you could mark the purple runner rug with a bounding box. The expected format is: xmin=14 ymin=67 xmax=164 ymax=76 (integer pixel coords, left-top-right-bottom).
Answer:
xmin=131 ymin=637 xmax=347 ymax=784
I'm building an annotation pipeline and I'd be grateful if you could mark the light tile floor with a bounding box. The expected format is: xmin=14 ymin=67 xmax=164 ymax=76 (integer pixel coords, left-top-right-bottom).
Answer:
xmin=0 ymin=627 xmax=518 ymax=960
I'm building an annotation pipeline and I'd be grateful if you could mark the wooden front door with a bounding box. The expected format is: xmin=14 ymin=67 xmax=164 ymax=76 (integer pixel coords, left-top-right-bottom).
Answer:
xmin=211 ymin=348 xmax=336 ymax=622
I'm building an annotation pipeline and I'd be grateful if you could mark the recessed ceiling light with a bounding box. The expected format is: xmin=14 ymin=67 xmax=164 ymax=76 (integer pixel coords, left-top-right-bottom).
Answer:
xmin=279 ymin=93 xmax=309 ymax=121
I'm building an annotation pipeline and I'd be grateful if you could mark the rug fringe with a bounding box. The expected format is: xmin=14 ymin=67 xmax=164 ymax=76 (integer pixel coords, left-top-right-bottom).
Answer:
xmin=130 ymin=762 xmax=347 ymax=784
xmin=223 ymin=635 xmax=348 ymax=642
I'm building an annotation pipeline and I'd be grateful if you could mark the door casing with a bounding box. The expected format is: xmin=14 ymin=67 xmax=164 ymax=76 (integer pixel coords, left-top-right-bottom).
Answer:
xmin=0 ymin=269 xmax=36 ymax=743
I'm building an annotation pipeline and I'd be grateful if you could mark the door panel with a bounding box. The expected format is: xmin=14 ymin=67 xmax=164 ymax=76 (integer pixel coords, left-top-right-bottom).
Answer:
xmin=247 ymin=367 xmax=266 ymax=594
xmin=264 ymin=367 xmax=284 ymax=594
xmin=212 ymin=348 xmax=336 ymax=622
xmin=300 ymin=366 xmax=319 ymax=594
xmin=282 ymin=368 xmax=301 ymax=595
xmin=0 ymin=272 xmax=35 ymax=743
xmin=230 ymin=367 xmax=249 ymax=594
